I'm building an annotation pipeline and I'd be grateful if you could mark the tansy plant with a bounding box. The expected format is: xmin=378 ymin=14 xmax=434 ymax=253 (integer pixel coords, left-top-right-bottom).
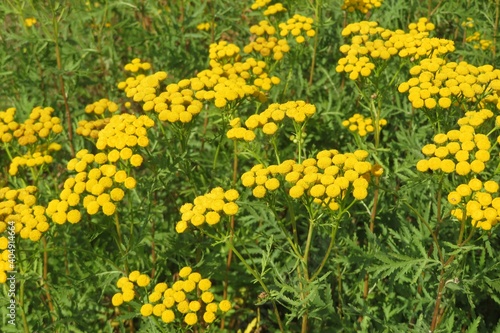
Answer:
xmin=1 ymin=1 xmax=500 ymax=333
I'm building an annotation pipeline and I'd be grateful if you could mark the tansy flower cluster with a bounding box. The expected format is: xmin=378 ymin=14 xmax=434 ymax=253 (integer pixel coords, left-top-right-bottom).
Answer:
xmin=76 ymin=99 xmax=119 ymax=139
xmin=118 ymin=70 xmax=167 ymax=100
xmin=196 ymin=22 xmax=216 ymax=31
xmin=0 ymin=186 xmax=49 ymax=245
xmin=9 ymin=143 xmax=62 ymax=176
xmin=457 ymin=108 xmax=493 ymax=129
xmin=0 ymin=107 xmax=17 ymax=143
xmin=24 ymin=17 xmax=37 ymax=27
xmin=120 ymin=71 xmax=168 ymax=111
xmin=7 ymin=106 xmax=63 ymax=146
xmin=244 ymin=36 xmax=290 ymax=61
xmin=448 ymin=179 xmax=500 ymax=230
xmin=461 ymin=18 xmax=474 ymax=29
xmin=84 ymin=98 xmax=119 ymax=115
xmin=150 ymin=58 xmax=272 ymax=118
xmin=416 ymin=125 xmax=491 ymax=175
xmin=117 ymin=66 xmax=167 ymax=114
xmin=45 ymin=149 xmax=137 ymax=223
xmin=76 ymin=118 xmax=110 ymax=139
xmin=195 ymin=74 xmax=259 ymax=108
xmin=398 ymin=59 xmax=500 ymax=110
xmin=124 ymin=58 xmax=152 ymax=72
xmin=466 ymin=32 xmax=494 ymax=51
xmin=342 ymin=0 xmax=383 ymax=13
xmin=249 ymin=20 xmax=276 ymax=36
xmin=226 ymin=118 xmax=256 ymax=142
xmin=118 ymin=63 xmax=201 ymax=123
xmin=241 ymin=149 xmax=374 ymax=210
xmin=342 ymin=113 xmax=387 ymax=136
xmin=114 ymin=267 xmax=232 ymax=325
xmin=250 ymin=0 xmax=271 ymax=10
xmin=209 ymin=41 xmax=241 ymax=65
xmin=151 ymin=84 xmax=204 ymax=122
xmin=112 ymin=270 xmax=151 ymax=306
xmin=278 ymin=14 xmax=316 ymax=43
xmin=95 ymin=114 xmax=154 ymax=153
xmin=264 ymin=3 xmax=286 ymax=16
xmin=407 ymin=18 xmax=436 ymax=34
xmin=337 ymin=20 xmax=454 ymax=80
xmin=175 ymin=187 xmax=239 ymax=233
xmin=227 ymin=101 xmax=315 ymax=141
xmin=196 ymin=58 xmax=279 ymax=98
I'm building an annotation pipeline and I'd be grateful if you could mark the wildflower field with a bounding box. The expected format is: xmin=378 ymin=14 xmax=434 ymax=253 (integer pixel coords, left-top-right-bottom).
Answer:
xmin=1 ymin=0 xmax=500 ymax=332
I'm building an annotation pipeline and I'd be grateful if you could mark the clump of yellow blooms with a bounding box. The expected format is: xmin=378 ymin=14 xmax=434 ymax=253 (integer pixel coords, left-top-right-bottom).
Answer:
xmin=124 ymin=58 xmax=152 ymax=72
xmin=249 ymin=20 xmax=277 ymax=36
xmin=84 ymin=98 xmax=119 ymax=115
xmin=337 ymin=19 xmax=454 ymax=81
xmin=196 ymin=73 xmax=257 ymax=107
xmin=398 ymin=59 xmax=500 ymax=110
xmin=0 ymin=107 xmax=18 ymax=143
xmin=195 ymin=58 xmax=278 ymax=100
xmin=9 ymin=143 xmax=62 ymax=176
xmin=112 ymin=270 xmax=151 ymax=306
xmin=145 ymin=56 xmax=275 ymax=118
xmin=251 ymin=0 xmax=271 ymax=10
xmin=45 ymin=149 xmax=137 ymax=224
xmin=264 ymin=3 xmax=286 ymax=16
xmin=76 ymin=98 xmax=120 ymax=139
xmin=24 ymin=18 xmax=37 ymax=27
xmin=0 ymin=186 xmax=49 ymax=247
xmin=1 ymin=106 xmax=63 ymax=175
xmin=9 ymin=106 xmax=63 ymax=146
xmin=119 ymin=71 xmax=169 ymax=112
xmin=416 ymin=125 xmax=491 ymax=176
xmin=457 ymin=109 xmax=493 ymax=129
xmin=95 ymin=114 xmax=154 ymax=152
xmin=279 ymin=14 xmax=316 ymax=43
xmin=175 ymin=187 xmax=239 ymax=233
xmin=196 ymin=22 xmax=216 ymax=31
xmin=448 ymin=179 xmax=500 ymax=230
xmin=461 ymin=18 xmax=474 ymax=29
xmin=113 ymin=267 xmax=231 ymax=325
xmin=342 ymin=0 xmax=383 ymax=13
xmin=117 ymin=71 xmax=167 ymax=100
xmin=245 ymin=21 xmax=290 ymax=61
xmin=227 ymin=101 xmax=315 ymax=141
xmin=226 ymin=117 xmax=256 ymax=142
xmin=209 ymin=41 xmax=241 ymax=65
xmin=466 ymin=31 xmax=494 ymax=51
xmin=241 ymin=149 xmax=375 ymax=210
xmin=342 ymin=113 xmax=387 ymax=136
xmin=152 ymin=84 xmax=204 ymax=122
xmin=244 ymin=36 xmax=290 ymax=61
xmin=76 ymin=118 xmax=110 ymax=139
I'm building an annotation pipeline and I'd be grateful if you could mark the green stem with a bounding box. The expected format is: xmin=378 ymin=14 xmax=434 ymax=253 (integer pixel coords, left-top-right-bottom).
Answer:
xmin=114 ymin=212 xmax=128 ymax=274
xmin=308 ymin=0 xmax=321 ymax=86
xmin=50 ymin=2 xmax=75 ymax=157
xmin=271 ymin=136 xmax=281 ymax=165
xmin=404 ymin=201 xmax=444 ymax=263
xmin=226 ymin=242 xmax=285 ymax=333
xmin=302 ymin=218 xmax=315 ymax=280
xmin=310 ymin=217 xmax=340 ymax=281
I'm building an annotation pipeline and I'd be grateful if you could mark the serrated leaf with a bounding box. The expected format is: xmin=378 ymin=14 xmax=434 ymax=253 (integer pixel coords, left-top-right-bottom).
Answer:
xmin=465 ymin=316 xmax=481 ymax=333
